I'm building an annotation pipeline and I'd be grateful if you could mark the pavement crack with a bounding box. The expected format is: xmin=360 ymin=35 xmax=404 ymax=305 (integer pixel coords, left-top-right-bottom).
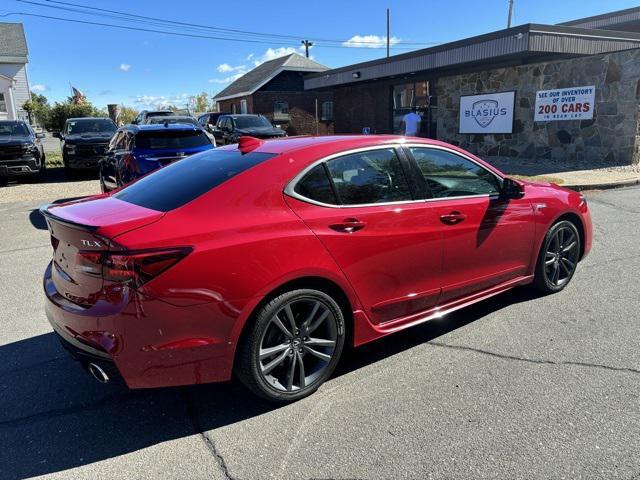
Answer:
xmin=429 ymin=341 xmax=640 ymax=375
xmin=184 ymin=390 xmax=236 ymax=480
xmin=0 ymin=244 xmax=49 ymax=255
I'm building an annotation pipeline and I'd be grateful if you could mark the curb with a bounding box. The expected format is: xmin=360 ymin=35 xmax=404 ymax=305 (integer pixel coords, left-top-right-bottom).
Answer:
xmin=562 ymin=177 xmax=640 ymax=192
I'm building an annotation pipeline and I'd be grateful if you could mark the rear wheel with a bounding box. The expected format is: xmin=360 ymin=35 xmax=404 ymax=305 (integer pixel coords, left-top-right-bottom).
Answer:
xmin=99 ymin=165 xmax=109 ymax=193
xmin=236 ymin=289 xmax=345 ymax=403
xmin=533 ymin=220 xmax=580 ymax=293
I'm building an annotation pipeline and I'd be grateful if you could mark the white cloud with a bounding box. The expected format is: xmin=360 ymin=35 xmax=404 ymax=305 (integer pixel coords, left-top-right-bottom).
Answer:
xmin=119 ymin=63 xmax=132 ymax=72
xmin=207 ymin=45 xmax=311 ymax=87
xmin=342 ymin=35 xmax=400 ymax=48
xmin=132 ymin=93 xmax=190 ymax=109
xmin=217 ymin=63 xmax=246 ymax=73
xmin=31 ymin=84 xmax=46 ymax=92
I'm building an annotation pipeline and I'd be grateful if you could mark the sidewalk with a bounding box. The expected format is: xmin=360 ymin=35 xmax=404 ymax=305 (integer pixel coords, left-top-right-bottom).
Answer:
xmin=488 ymin=159 xmax=640 ymax=191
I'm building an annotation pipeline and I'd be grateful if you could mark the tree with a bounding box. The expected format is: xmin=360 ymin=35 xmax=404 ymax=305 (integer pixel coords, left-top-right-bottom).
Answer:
xmin=117 ymin=105 xmax=138 ymax=125
xmin=191 ymin=92 xmax=209 ymax=114
xmin=47 ymin=96 xmax=105 ymax=131
xmin=23 ymin=92 xmax=51 ymax=127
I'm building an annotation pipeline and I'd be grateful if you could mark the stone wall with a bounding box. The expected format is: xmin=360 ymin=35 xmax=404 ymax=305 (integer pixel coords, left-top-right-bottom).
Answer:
xmin=435 ymin=48 xmax=640 ymax=168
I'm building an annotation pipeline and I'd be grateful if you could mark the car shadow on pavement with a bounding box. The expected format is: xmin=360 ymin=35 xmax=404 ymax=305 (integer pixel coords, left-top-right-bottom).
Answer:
xmin=0 ymin=287 xmax=539 ymax=479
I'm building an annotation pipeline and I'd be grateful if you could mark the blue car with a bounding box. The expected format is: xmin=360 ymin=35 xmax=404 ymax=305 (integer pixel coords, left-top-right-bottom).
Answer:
xmin=99 ymin=123 xmax=214 ymax=192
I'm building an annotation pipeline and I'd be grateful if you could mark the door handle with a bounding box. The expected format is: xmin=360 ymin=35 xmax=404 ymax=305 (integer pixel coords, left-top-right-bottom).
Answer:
xmin=440 ymin=211 xmax=467 ymax=225
xmin=329 ymin=218 xmax=366 ymax=233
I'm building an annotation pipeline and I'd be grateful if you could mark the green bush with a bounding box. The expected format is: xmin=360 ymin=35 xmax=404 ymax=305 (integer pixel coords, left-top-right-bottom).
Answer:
xmin=47 ymin=98 xmax=106 ymax=131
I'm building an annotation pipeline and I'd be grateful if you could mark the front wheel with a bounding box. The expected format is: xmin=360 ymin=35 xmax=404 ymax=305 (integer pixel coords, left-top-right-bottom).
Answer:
xmin=533 ymin=220 xmax=581 ymax=293
xmin=235 ymin=289 xmax=346 ymax=403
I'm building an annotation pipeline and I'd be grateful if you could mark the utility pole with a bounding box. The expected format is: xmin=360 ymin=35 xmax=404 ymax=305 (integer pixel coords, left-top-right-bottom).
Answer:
xmin=301 ymin=39 xmax=313 ymax=58
xmin=386 ymin=8 xmax=390 ymax=58
xmin=507 ymin=0 xmax=514 ymax=28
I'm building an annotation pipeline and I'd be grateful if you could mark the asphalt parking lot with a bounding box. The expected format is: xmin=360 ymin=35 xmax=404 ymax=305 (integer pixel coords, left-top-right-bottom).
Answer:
xmin=0 ymin=182 xmax=638 ymax=480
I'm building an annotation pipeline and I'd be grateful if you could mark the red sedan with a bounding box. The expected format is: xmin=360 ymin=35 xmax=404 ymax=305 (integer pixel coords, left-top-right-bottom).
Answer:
xmin=42 ymin=135 xmax=592 ymax=402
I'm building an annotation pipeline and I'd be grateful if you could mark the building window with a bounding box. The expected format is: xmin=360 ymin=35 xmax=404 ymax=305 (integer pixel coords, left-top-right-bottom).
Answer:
xmin=274 ymin=100 xmax=289 ymax=121
xmin=0 ymin=93 xmax=7 ymax=113
xmin=231 ymin=103 xmax=237 ymax=114
xmin=240 ymin=99 xmax=248 ymax=114
xmin=321 ymin=101 xmax=333 ymax=121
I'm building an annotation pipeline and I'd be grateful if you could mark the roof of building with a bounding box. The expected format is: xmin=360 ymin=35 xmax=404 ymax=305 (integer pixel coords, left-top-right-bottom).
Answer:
xmin=0 ymin=23 xmax=28 ymax=63
xmin=305 ymin=9 xmax=640 ymax=90
xmin=559 ymin=6 xmax=640 ymax=32
xmin=213 ymin=53 xmax=328 ymax=101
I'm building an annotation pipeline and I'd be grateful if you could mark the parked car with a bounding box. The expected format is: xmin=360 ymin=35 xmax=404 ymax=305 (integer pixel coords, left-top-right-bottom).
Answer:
xmin=212 ymin=114 xmax=286 ymax=145
xmin=131 ymin=110 xmax=174 ymax=124
xmin=197 ymin=111 xmax=228 ymax=133
xmin=99 ymin=123 xmax=214 ymax=192
xmin=0 ymin=120 xmax=46 ymax=179
xmin=41 ymin=135 xmax=592 ymax=402
xmin=54 ymin=117 xmax=117 ymax=171
xmin=143 ymin=115 xmax=199 ymax=126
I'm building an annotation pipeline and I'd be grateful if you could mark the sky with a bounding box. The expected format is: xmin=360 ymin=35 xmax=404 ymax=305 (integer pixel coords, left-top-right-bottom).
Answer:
xmin=2 ymin=0 xmax=638 ymax=110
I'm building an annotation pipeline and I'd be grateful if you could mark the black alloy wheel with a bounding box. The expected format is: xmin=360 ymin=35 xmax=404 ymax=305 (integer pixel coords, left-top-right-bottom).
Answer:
xmin=534 ymin=220 xmax=580 ymax=293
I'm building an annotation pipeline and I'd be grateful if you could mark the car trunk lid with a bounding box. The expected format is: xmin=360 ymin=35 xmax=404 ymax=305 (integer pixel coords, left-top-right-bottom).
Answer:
xmin=41 ymin=196 xmax=164 ymax=307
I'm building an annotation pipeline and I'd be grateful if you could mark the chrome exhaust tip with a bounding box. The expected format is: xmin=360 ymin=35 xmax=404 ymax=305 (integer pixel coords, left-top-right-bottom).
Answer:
xmin=87 ymin=362 xmax=110 ymax=384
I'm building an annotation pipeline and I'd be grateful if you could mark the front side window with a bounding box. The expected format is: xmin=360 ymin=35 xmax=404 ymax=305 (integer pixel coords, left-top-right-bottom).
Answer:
xmin=0 ymin=93 xmax=7 ymax=113
xmin=409 ymin=147 xmax=501 ymax=198
xmin=325 ymin=148 xmax=411 ymax=205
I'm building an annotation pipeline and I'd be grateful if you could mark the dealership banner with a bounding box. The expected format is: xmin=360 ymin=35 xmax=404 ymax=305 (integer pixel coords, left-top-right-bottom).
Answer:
xmin=534 ymin=86 xmax=595 ymax=122
xmin=459 ymin=91 xmax=515 ymax=134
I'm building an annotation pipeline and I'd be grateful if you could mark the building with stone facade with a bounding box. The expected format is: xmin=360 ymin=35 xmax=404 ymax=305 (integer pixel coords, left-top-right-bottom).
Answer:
xmin=304 ymin=8 xmax=640 ymax=169
xmin=213 ymin=53 xmax=334 ymax=136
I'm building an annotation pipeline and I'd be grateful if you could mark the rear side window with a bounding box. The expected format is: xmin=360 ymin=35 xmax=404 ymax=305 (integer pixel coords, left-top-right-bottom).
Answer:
xmin=325 ymin=148 xmax=412 ymax=205
xmin=294 ymin=164 xmax=337 ymax=205
xmin=114 ymin=150 xmax=276 ymax=211
xmin=135 ymin=130 xmax=210 ymax=150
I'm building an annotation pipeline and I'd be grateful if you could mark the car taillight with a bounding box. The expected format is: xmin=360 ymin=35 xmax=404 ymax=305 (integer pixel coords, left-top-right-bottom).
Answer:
xmin=76 ymin=247 xmax=191 ymax=285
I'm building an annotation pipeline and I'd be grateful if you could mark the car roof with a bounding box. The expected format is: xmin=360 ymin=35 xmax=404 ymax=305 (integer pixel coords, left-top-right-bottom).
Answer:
xmin=125 ymin=123 xmax=202 ymax=133
xmin=218 ymin=135 xmax=449 ymax=155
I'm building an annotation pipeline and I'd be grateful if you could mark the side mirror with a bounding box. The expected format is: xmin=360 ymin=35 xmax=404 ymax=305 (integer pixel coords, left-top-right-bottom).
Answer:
xmin=52 ymin=131 xmax=62 ymax=139
xmin=500 ymin=177 xmax=525 ymax=200
xmin=35 ymin=132 xmax=46 ymax=139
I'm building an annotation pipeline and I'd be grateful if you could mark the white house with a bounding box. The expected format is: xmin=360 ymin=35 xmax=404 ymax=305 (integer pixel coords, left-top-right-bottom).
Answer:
xmin=0 ymin=23 xmax=30 ymax=121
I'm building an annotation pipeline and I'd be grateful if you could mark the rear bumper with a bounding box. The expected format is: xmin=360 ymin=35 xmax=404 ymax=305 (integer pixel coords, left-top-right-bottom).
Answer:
xmin=43 ymin=261 xmax=237 ymax=388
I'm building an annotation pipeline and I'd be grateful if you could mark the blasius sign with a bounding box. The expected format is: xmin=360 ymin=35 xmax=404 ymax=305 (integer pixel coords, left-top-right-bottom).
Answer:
xmin=459 ymin=91 xmax=515 ymax=134
xmin=534 ymin=86 xmax=595 ymax=122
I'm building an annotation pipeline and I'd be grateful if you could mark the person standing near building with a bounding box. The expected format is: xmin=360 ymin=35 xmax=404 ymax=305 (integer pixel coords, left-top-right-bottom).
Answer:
xmin=401 ymin=107 xmax=421 ymax=136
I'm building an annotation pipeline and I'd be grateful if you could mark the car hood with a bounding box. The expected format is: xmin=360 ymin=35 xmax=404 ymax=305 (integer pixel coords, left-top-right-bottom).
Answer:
xmin=65 ymin=132 xmax=114 ymax=143
xmin=0 ymin=135 xmax=32 ymax=146
xmin=235 ymin=126 xmax=285 ymax=137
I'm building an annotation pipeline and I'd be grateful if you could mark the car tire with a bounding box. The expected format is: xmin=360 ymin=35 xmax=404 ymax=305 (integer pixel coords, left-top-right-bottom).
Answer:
xmin=533 ymin=220 xmax=581 ymax=294
xmin=99 ymin=166 xmax=109 ymax=193
xmin=235 ymin=288 xmax=346 ymax=403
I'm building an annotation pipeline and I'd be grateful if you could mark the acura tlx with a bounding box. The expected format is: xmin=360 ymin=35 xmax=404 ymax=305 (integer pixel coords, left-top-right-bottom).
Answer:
xmin=41 ymin=135 xmax=592 ymax=402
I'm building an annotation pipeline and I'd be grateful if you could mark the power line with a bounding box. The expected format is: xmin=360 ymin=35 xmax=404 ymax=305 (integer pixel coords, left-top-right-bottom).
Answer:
xmin=16 ymin=0 xmax=441 ymax=48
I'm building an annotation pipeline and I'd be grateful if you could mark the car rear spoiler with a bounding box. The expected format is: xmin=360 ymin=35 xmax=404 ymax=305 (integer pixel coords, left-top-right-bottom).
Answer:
xmin=39 ymin=203 xmax=100 ymax=231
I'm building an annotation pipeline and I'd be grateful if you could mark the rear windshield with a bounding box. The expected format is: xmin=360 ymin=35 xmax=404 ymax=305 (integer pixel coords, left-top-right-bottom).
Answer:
xmin=113 ymin=149 xmax=277 ymax=211
xmin=147 ymin=117 xmax=197 ymax=125
xmin=147 ymin=111 xmax=173 ymax=118
xmin=135 ymin=130 xmax=210 ymax=150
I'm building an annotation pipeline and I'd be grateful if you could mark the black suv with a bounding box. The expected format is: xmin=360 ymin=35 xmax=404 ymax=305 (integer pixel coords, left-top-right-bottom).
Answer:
xmin=132 ymin=110 xmax=174 ymax=124
xmin=0 ymin=120 xmax=46 ymax=179
xmin=212 ymin=114 xmax=286 ymax=145
xmin=196 ymin=112 xmax=228 ymax=133
xmin=55 ymin=117 xmax=117 ymax=171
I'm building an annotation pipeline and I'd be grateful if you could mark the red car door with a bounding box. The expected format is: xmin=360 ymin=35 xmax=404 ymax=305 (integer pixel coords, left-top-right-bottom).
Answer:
xmin=406 ymin=146 xmax=535 ymax=303
xmin=285 ymin=146 xmax=442 ymax=324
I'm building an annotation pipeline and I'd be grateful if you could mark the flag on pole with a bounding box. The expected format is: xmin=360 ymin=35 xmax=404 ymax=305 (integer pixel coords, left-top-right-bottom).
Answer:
xmin=70 ymin=86 xmax=85 ymax=105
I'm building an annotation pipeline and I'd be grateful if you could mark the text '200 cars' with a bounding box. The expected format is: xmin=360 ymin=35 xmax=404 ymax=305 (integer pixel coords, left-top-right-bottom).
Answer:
xmin=41 ymin=135 xmax=592 ymax=402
